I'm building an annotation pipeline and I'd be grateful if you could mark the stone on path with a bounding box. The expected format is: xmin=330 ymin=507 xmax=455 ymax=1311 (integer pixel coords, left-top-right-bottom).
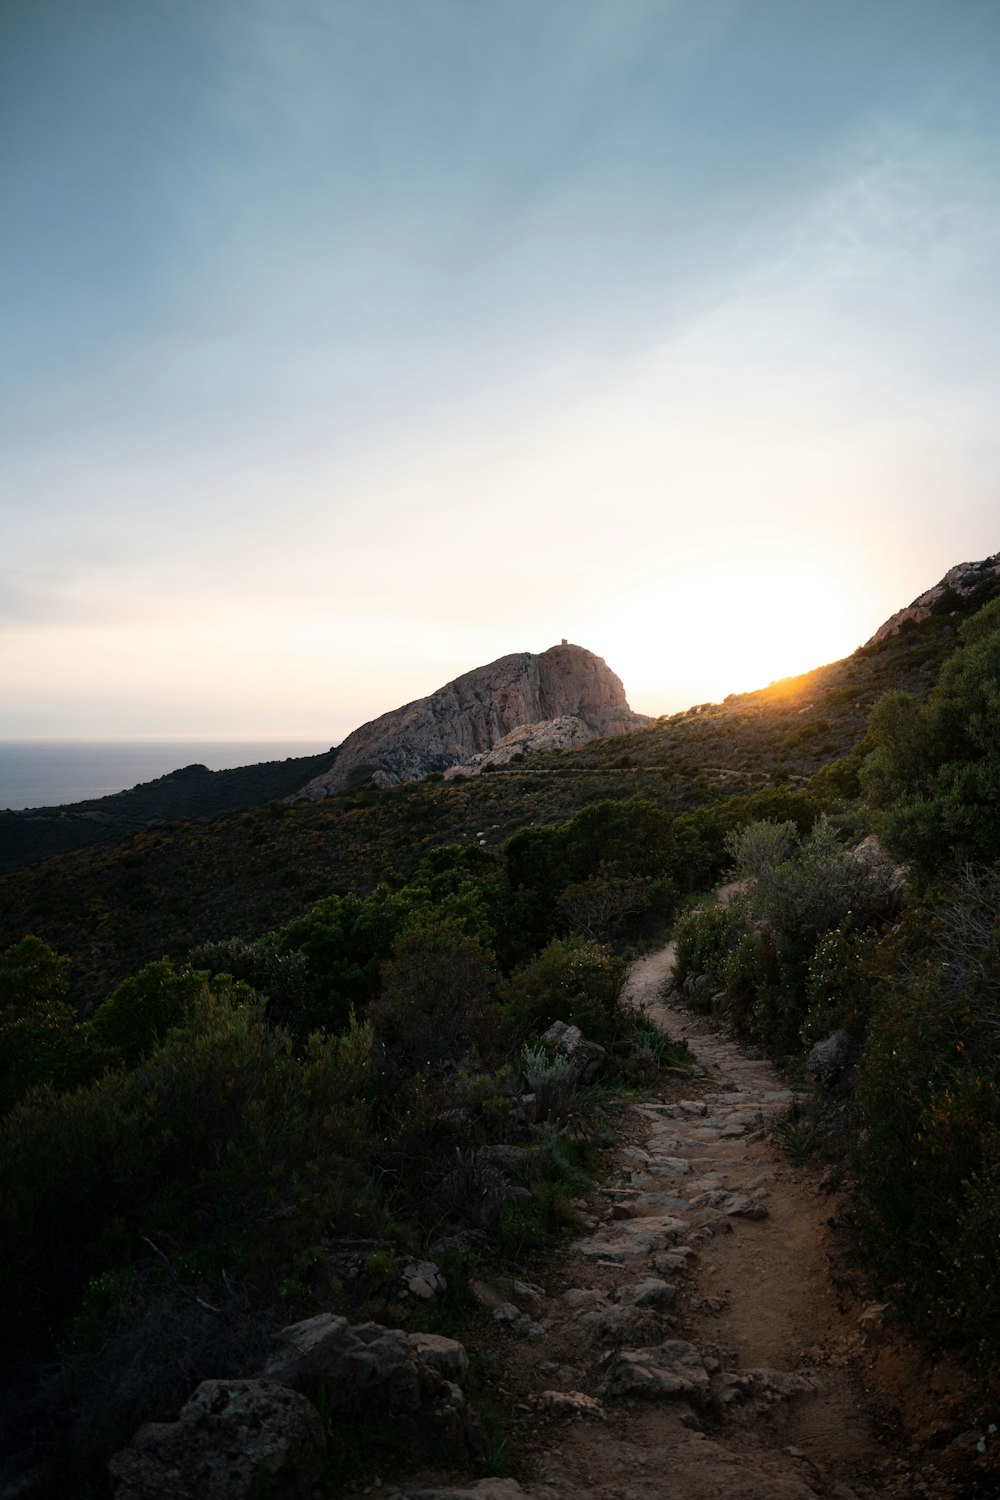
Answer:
xmin=603 ymin=1339 xmax=711 ymax=1401
xmin=390 ymin=1483 xmax=533 ymax=1500
xmin=575 ymin=1214 xmax=689 ymax=1261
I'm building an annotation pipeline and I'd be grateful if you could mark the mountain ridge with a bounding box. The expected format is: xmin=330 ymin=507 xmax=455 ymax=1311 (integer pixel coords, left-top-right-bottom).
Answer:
xmin=295 ymin=641 xmax=648 ymax=797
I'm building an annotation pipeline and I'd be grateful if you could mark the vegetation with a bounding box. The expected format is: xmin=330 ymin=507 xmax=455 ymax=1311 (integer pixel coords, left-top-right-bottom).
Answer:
xmin=3 ymin=576 xmax=1000 ymax=1488
xmin=0 ymin=746 xmax=340 ymax=874
xmin=670 ymin=592 xmax=1000 ymax=1367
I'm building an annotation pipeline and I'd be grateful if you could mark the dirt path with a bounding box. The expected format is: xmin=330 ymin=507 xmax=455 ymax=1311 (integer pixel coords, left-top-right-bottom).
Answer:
xmin=388 ymin=940 xmax=976 ymax=1500
xmin=492 ymin=940 xmax=880 ymax=1500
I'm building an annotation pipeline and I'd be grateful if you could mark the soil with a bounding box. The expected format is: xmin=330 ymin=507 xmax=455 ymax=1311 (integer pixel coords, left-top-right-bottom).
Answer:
xmin=366 ymin=937 xmax=999 ymax=1500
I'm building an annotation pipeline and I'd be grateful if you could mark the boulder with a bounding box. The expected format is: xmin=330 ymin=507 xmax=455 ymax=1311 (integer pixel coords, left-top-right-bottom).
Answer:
xmin=262 ymin=1315 xmax=482 ymax=1458
xmin=407 ymin=1332 xmax=469 ymax=1383
xmin=401 ymin=1259 xmax=447 ymax=1300
xmin=531 ymin=1390 xmax=604 ymax=1418
xmin=493 ymin=1302 xmax=545 ymax=1339
xmin=539 ymin=1021 xmax=607 ymax=1083
xmin=807 ymin=1030 xmax=859 ymax=1092
xmin=616 ymin=1278 xmax=678 ymax=1310
xmin=108 ymin=1379 xmax=325 ymax=1500
xmin=264 ymin=1315 xmax=420 ymax=1409
xmin=556 ymin=1286 xmax=665 ymax=1348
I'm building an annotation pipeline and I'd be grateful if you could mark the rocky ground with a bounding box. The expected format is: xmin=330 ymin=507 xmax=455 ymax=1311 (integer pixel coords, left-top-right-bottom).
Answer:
xmin=379 ymin=942 xmax=995 ymax=1500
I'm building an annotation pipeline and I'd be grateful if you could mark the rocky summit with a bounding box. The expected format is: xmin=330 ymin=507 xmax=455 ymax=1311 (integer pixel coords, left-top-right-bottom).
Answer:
xmin=866 ymin=551 xmax=1000 ymax=645
xmin=296 ymin=642 xmax=648 ymax=796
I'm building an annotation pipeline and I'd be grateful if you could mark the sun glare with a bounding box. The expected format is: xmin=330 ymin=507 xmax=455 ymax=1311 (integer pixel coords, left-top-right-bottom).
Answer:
xmin=589 ymin=553 xmax=871 ymax=716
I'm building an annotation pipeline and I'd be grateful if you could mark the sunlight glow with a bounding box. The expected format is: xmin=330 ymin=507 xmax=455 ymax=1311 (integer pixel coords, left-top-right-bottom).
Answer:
xmin=587 ymin=549 xmax=873 ymax=716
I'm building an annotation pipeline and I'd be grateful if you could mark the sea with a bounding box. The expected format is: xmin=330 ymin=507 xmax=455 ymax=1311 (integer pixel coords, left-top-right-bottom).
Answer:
xmin=0 ymin=741 xmax=332 ymax=811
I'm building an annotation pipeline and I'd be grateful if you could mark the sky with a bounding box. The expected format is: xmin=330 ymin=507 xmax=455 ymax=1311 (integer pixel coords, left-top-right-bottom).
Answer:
xmin=2 ymin=0 xmax=1000 ymax=740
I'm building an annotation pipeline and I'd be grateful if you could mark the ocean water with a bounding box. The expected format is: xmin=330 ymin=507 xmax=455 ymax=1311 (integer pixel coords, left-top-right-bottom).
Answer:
xmin=0 ymin=741 xmax=332 ymax=811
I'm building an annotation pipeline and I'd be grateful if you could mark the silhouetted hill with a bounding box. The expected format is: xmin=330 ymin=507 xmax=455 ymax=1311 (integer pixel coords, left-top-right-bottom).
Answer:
xmin=0 ymin=747 xmax=339 ymax=874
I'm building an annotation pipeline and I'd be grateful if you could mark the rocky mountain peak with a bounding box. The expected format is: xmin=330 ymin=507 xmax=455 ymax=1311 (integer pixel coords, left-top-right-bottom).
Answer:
xmin=866 ymin=552 xmax=1000 ymax=646
xmin=296 ymin=643 xmax=647 ymax=798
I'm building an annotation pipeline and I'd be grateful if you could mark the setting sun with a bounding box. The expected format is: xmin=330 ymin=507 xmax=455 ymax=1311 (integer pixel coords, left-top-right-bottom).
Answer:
xmin=587 ymin=548 xmax=872 ymax=716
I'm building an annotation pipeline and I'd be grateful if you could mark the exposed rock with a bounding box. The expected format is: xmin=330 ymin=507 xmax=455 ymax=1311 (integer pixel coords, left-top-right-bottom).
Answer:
xmin=539 ymin=1020 xmax=607 ymax=1083
xmin=296 ymin=642 xmax=648 ymax=795
xmin=850 ymin=833 xmax=906 ymax=903
xmin=531 ymin=1389 xmax=604 ymax=1418
xmin=468 ymin=1277 xmax=507 ymax=1312
xmin=866 ymin=552 xmax=1000 ymax=645
xmin=555 ymin=1286 xmax=665 ymax=1347
xmin=407 ymin=1332 xmax=469 ymax=1383
xmin=401 ymin=1259 xmax=447 ymax=1300
xmin=722 ymin=1193 xmax=769 ymax=1220
xmin=389 ymin=1483 xmax=533 ymax=1500
xmin=603 ymin=1339 xmax=711 ymax=1401
xmin=108 ymin=1379 xmax=325 ymax=1500
xmin=493 ymin=1301 xmax=545 ymax=1339
xmin=445 ymin=714 xmax=597 ymax=777
xmin=576 ymin=1214 xmax=689 ymax=1261
xmin=807 ymin=1030 xmax=859 ymax=1092
xmin=262 ymin=1315 xmax=482 ymax=1457
xmin=720 ymin=1367 xmax=817 ymax=1403
xmin=616 ymin=1277 xmax=678 ymax=1310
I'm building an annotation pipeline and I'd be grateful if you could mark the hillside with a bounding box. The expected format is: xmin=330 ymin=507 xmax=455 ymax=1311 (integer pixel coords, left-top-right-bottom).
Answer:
xmin=3 ymin=558 xmax=1000 ymax=1498
xmin=2 ymin=567 xmax=995 ymax=1009
xmin=0 ymin=747 xmax=339 ymax=875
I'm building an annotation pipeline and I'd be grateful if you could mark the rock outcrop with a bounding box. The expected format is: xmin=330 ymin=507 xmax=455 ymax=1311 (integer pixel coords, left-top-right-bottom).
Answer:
xmin=866 ymin=552 xmax=1000 ymax=645
xmin=108 ymin=1379 xmax=326 ymax=1500
xmin=109 ymin=1318 xmax=482 ymax=1499
xmin=296 ymin=643 xmax=647 ymax=797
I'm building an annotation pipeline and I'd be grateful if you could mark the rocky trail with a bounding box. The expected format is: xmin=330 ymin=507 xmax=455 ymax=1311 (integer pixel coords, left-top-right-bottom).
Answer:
xmin=384 ymin=939 xmax=980 ymax=1500
xmin=101 ymin=935 xmax=988 ymax=1500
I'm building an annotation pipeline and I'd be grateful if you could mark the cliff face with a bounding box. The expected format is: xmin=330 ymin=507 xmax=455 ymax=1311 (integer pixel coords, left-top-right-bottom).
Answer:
xmin=866 ymin=553 xmax=1000 ymax=645
xmin=297 ymin=643 xmax=647 ymax=797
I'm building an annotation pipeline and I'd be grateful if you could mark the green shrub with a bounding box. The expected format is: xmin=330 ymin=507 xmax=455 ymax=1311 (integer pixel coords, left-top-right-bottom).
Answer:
xmin=0 ymin=990 xmax=376 ymax=1360
xmin=855 ymin=866 xmax=1000 ymax=1358
xmin=673 ymin=820 xmax=895 ymax=1054
xmin=507 ymin=936 xmax=625 ymax=1046
xmin=370 ymin=916 xmax=504 ymax=1071
xmin=0 ymin=937 xmax=88 ymax=1114
xmin=188 ymin=936 xmax=314 ymax=1033
xmin=0 ymin=935 xmax=69 ymax=1013
xmin=863 ymin=597 xmax=1000 ymax=873
xmin=801 ymin=924 xmax=877 ymax=1044
xmin=88 ymin=960 xmax=222 ymax=1066
xmin=672 ymin=903 xmax=733 ymax=990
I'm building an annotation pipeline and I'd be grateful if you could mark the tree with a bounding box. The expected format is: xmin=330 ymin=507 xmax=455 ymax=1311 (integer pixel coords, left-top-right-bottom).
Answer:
xmin=863 ymin=598 xmax=1000 ymax=871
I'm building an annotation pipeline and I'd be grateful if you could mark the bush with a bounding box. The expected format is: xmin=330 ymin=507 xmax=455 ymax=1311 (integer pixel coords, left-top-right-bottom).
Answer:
xmin=863 ymin=597 xmax=1000 ymax=873
xmin=672 ymin=903 xmax=732 ymax=989
xmin=855 ymin=865 xmax=1000 ymax=1359
xmin=0 ymin=989 xmax=376 ymax=1361
xmin=0 ymin=935 xmax=69 ymax=1013
xmin=188 ymin=936 xmax=314 ymax=1033
xmin=507 ymin=936 xmax=625 ymax=1047
xmin=555 ymin=872 xmax=673 ymax=945
xmin=0 ymin=937 xmax=87 ymax=1114
xmin=88 ymin=960 xmax=222 ymax=1066
xmin=672 ymin=820 xmax=895 ymax=1053
xmin=801 ymin=923 xmax=877 ymax=1044
xmin=370 ymin=916 xmax=504 ymax=1072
